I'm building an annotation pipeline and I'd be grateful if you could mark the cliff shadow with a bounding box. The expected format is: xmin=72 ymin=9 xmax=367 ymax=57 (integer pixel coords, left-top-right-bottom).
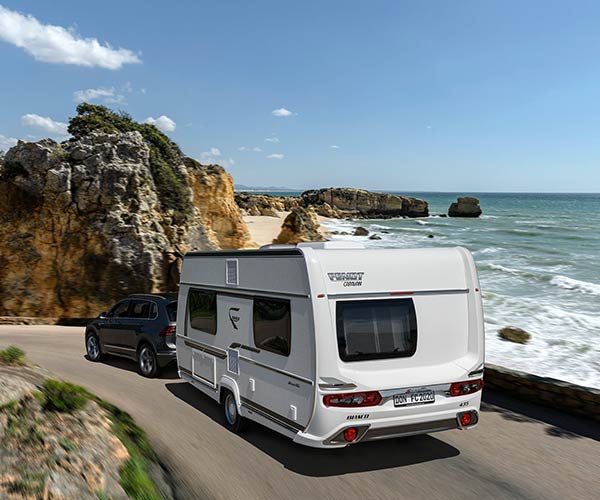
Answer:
xmin=165 ymin=380 xmax=460 ymax=476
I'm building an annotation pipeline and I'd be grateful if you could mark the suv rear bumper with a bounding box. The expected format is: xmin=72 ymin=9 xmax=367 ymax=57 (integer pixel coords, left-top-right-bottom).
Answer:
xmin=157 ymin=350 xmax=177 ymax=367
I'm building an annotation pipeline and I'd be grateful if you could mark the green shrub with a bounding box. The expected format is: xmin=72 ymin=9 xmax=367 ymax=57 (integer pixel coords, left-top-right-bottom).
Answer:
xmin=120 ymin=457 xmax=161 ymax=500
xmin=41 ymin=379 xmax=89 ymax=413
xmin=0 ymin=345 xmax=26 ymax=365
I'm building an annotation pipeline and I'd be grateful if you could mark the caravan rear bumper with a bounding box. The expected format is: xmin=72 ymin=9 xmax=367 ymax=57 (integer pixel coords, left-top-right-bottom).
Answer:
xmin=293 ymin=393 xmax=481 ymax=448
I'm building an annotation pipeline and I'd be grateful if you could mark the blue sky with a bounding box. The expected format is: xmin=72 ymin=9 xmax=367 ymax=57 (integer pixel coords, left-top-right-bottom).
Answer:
xmin=1 ymin=0 xmax=600 ymax=192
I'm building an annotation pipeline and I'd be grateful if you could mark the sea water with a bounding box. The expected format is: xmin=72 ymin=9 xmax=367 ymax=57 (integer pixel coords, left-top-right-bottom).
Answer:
xmin=263 ymin=191 xmax=600 ymax=388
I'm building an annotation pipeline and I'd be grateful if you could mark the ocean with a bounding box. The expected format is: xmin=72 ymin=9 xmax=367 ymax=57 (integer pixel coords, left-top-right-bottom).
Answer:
xmin=257 ymin=191 xmax=600 ymax=388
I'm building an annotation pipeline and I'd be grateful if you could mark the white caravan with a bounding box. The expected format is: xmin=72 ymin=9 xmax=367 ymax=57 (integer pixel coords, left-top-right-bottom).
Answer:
xmin=175 ymin=242 xmax=484 ymax=448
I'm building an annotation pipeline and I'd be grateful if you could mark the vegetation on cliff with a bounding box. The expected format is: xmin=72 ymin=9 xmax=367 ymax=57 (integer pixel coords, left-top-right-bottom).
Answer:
xmin=68 ymin=104 xmax=191 ymax=220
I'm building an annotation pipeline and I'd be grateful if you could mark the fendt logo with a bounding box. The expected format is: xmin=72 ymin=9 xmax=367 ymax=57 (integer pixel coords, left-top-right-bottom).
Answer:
xmin=229 ymin=307 xmax=240 ymax=330
xmin=327 ymin=272 xmax=365 ymax=287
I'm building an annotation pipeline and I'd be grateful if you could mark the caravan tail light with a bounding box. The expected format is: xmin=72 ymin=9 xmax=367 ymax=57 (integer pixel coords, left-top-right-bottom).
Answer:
xmin=448 ymin=379 xmax=484 ymax=397
xmin=159 ymin=325 xmax=176 ymax=337
xmin=323 ymin=391 xmax=382 ymax=407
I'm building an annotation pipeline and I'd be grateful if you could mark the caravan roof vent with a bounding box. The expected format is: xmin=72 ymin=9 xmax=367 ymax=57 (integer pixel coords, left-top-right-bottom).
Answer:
xmin=225 ymin=259 xmax=239 ymax=286
xmin=297 ymin=241 xmax=365 ymax=250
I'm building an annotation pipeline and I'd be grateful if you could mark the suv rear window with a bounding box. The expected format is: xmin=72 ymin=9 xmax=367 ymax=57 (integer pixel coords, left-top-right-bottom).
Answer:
xmin=336 ymin=298 xmax=417 ymax=362
xmin=166 ymin=301 xmax=177 ymax=322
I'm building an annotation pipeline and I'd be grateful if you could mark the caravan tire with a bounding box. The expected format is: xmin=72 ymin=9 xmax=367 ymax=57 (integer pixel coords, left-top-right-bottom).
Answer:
xmin=222 ymin=390 xmax=247 ymax=433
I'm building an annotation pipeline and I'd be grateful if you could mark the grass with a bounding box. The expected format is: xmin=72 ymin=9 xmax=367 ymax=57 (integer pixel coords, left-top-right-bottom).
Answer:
xmin=8 ymin=469 xmax=47 ymax=495
xmin=41 ymin=379 xmax=89 ymax=413
xmin=0 ymin=345 xmax=26 ymax=365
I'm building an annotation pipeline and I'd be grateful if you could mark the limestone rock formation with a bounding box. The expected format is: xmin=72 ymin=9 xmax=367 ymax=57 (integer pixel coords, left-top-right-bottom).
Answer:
xmin=273 ymin=207 xmax=325 ymax=245
xmin=301 ymin=188 xmax=428 ymax=218
xmin=498 ymin=326 xmax=532 ymax=344
xmin=354 ymin=226 xmax=369 ymax=236
xmin=235 ymin=193 xmax=299 ymax=216
xmin=448 ymin=197 xmax=482 ymax=218
xmin=0 ymin=132 xmax=252 ymax=317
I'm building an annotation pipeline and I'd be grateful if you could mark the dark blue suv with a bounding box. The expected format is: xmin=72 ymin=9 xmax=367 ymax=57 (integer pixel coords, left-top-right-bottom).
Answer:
xmin=85 ymin=293 xmax=178 ymax=377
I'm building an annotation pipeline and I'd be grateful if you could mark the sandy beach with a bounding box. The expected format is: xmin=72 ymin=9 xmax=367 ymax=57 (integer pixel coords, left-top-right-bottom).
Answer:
xmin=243 ymin=211 xmax=332 ymax=247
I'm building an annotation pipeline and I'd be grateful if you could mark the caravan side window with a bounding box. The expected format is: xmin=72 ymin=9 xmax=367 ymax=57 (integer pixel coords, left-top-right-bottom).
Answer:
xmin=188 ymin=289 xmax=217 ymax=335
xmin=253 ymin=297 xmax=291 ymax=356
xmin=336 ymin=298 xmax=417 ymax=362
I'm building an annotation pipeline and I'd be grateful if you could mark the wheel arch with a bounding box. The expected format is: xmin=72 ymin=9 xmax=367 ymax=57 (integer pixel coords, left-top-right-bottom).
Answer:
xmin=218 ymin=376 xmax=241 ymax=407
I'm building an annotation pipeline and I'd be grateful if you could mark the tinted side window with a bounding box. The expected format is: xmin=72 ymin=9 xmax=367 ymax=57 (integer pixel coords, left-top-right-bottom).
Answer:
xmin=129 ymin=300 xmax=153 ymax=319
xmin=253 ymin=298 xmax=291 ymax=356
xmin=110 ymin=300 xmax=131 ymax=318
xmin=188 ymin=290 xmax=217 ymax=335
xmin=336 ymin=298 xmax=417 ymax=362
xmin=166 ymin=301 xmax=177 ymax=322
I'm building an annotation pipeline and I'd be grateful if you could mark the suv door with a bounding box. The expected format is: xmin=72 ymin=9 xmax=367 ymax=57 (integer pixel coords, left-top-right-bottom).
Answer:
xmin=127 ymin=299 xmax=156 ymax=350
xmin=103 ymin=300 xmax=132 ymax=352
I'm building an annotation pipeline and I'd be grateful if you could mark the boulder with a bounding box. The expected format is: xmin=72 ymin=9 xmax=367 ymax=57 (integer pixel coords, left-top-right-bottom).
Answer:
xmin=0 ymin=133 xmax=252 ymax=317
xmin=354 ymin=226 xmax=369 ymax=236
xmin=498 ymin=326 xmax=532 ymax=344
xmin=448 ymin=197 xmax=482 ymax=218
xmin=369 ymin=234 xmax=382 ymax=240
xmin=301 ymin=187 xmax=428 ymax=218
xmin=273 ymin=207 xmax=326 ymax=245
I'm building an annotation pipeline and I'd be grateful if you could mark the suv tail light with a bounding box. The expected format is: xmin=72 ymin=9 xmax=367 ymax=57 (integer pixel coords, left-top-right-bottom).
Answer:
xmin=448 ymin=379 xmax=484 ymax=397
xmin=323 ymin=391 xmax=382 ymax=407
xmin=159 ymin=325 xmax=176 ymax=337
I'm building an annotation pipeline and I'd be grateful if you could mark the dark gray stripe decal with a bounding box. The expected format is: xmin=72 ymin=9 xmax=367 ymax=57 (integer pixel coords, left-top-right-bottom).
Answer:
xmin=178 ymin=283 xmax=310 ymax=299
xmin=240 ymin=397 xmax=304 ymax=433
xmin=238 ymin=356 xmax=313 ymax=385
xmin=328 ymin=288 xmax=469 ymax=299
xmin=180 ymin=337 xmax=227 ymax=359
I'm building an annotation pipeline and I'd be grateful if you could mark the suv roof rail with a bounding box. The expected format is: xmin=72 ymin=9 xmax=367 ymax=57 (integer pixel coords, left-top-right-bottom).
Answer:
xmin=128 ymin=292 xmax=177 ymax=301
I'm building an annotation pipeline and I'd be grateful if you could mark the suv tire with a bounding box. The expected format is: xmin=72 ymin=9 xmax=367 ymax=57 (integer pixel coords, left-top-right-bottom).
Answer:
xmin=138 ymin=344 xmax=159 ymax=378
xmin=86 ymin=332 xmax=103 ymax=362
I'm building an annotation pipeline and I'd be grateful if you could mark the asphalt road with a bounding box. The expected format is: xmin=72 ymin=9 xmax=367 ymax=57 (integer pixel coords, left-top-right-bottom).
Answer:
xmin=1 ymin=326 xmax=598 ymax=500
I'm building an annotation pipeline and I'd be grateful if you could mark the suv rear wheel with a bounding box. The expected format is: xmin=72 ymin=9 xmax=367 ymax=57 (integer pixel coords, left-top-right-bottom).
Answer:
xmin=138 ymin=344 xmax=159 ymax=378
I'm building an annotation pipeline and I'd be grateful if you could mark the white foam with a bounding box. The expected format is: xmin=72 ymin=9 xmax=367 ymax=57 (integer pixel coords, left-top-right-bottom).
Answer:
xmin=416 ymin=220 xmax=428 ymax=225
xmin=550 ymin=275 xmax=600 ymax=296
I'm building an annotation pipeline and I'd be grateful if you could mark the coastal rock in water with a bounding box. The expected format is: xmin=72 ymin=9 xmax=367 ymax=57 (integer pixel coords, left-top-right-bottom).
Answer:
xmin=498 ymin=326 xmax=532 ymax=344
xmin=301 ymin=187 xmax=428 ymax=218
xmin=369 ymin=234 xmax=382 ymax=240
xmin=273 ymin=207 xmax=325 ymax=245
xmin=448 ymin=197 xmax=482 ymax=218
xmin=0 ymin=132 xmax=252 ymax=317
xmin=354 ymin=226 xmax=369 ymax=236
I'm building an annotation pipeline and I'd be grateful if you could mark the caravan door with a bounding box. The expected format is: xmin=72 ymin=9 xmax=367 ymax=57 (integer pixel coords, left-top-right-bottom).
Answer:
xmin=238 ymin=296 xmax=314 ymax=434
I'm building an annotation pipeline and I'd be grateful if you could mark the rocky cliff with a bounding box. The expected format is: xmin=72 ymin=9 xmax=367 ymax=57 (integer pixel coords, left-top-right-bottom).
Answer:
xmin=0 ymin=131 xmax=252 ymax=317
xmin=301 ymin=188 xmax=428 ymax=218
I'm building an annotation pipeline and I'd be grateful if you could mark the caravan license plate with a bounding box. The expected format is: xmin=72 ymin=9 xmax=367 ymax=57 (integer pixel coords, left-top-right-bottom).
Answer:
xmin=394 ymin=390 xmax=435 ymax=407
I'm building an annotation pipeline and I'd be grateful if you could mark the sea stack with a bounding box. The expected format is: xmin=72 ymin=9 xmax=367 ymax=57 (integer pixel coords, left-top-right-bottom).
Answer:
xmin=448 ymin=197 xmax=482 ymax=218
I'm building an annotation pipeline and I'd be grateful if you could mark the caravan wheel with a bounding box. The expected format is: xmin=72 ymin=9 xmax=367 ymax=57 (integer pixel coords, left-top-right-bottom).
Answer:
xmin=222 ymin=390 xmax=247 ymax=433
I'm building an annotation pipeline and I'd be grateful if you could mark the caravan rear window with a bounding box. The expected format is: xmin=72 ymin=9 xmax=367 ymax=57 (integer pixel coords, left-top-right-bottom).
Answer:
xmin=188 ymin=289 xmax=217 ymax=335
xmin=253 ymin=297 xmax=291 ymax=356
xmin=336 ymin=299 xmax=417 ymax=362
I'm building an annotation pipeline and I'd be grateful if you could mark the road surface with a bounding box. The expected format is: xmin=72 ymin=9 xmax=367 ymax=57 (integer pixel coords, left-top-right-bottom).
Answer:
xmin=1 ymin=326 xmax=598 ymax=500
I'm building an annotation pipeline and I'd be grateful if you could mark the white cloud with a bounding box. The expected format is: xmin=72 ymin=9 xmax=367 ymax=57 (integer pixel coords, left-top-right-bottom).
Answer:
xmin=0 ymin=134 xmax=18 ymax=150
xmin=271 ymin=107 xmax=294 ymax=117
xmin=0 ymin=5 xmax=141 ymax=69
xmin=210 ymin=147 xmax=221 ymax=156
xmin=238 ymin=146 xmax=262 ymax=152
xmin=265 ymin=137 xmax=280 ymax=143
xmin=199 ymin=147 xmax=222 ymax=163
xmin=21 ymin=113 xmax=68 ymax=135
xmin=73 ymin=87 xmax=122 ymax=103
xmin=266 ymin=153 xmax=284 ymax=160
xmin=144 ymin=115 xmax=176 ymax=132
xmin=228 ymin=158 xmax=235 ymax=166
xmin=330 ymin=144 xmax=340 ymax=149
